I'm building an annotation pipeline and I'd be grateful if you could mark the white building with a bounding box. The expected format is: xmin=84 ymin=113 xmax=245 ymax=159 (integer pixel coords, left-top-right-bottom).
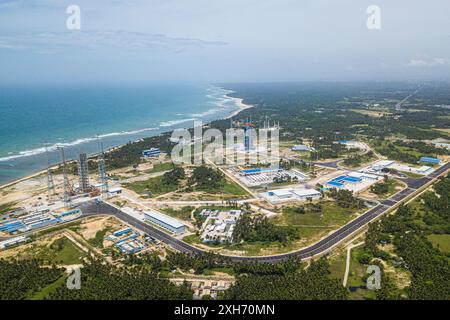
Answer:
xmin=144 ymin=210 xmax=186 ymax=234
xmin=200 ymin=210 xmax=242 ymax=244
xmin=261 ymin=187 xmax=321 ymax=204
xmin=371 ymin=160 xmax=395 ymax=172
xmin=0 ymin=236 xmax=28 ymax=250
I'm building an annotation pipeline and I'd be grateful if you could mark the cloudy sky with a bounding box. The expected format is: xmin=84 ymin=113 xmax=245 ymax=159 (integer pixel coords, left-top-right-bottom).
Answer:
xmin=0 ymin=0 xmax=449 ymax=84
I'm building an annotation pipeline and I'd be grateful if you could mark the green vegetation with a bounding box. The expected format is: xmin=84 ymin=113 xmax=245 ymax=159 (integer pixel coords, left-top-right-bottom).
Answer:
xmin=47 ymin=259 xmax=192 ymax=300
xmin=51 ymin=237 xmax=85 ymax=264
xmin=327 ymin=189 xmax=365 ymax=209
xmin=0 ymin=259 xmax=63 ymax=300
xmin=427 ymin=234 xmax=450 ymax=254
xmin=233 ymin=213 xmax=299 ymax=243
xmin=225 ymin=258 xmax=348 ymax=300
xmin=280 ymin=201 xmax=359 ymax=227
xmin=370 ymin=177 xmax=403 ymax=198
xmin=359 ymin=174 xmax=450 ymax=299
xmin=145 ymin=162 xmax=175 ymax=174
xmin=31 ymin=275 xmax=67 ymax=300
xmin=88 ymin=227 xmax=111 ymax=249
xmin=188 ymin=165 xmax=224 ymax=190
xmin=184 ymin=166 xmax=249 ymax=198
xmin=124 ymin=175 xmax=179 ymax=196
xmin=342 ymin=151 xmax=375 ymax=168
xmin=0 ymin=202 xmax=17 ymax=213
xmin=161 ymin=206 xmax=194 ymax=221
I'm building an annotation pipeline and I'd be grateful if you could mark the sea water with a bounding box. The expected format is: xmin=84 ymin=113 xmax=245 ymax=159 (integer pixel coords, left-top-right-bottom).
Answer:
xmin=0 ymin=83 xmax=238 ymax=185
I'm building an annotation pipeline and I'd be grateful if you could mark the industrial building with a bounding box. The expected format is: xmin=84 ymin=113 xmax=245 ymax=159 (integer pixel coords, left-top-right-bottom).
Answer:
xmin=291 ymin=144 xmax=313 ymax=152
xmin=142 ymin=148 xmax=161 ymax=158
xmin=0 ymin=236 xmax=28 ymax=250
xmin=261 ymin=187 xmax=321 ymax=204
xmin=231 ymin=167 xmax=309 ymax=187
xmin=0 ymin=209 xmax=80 ymax=235
xmin=339 ymin=140 xmax=365 ymax=150
xmin=77 ymin=153 xmax=90 ymax=191
xmin=108 ymin=187 xmax=122 ymax=196
xmin=324 ymin=172 xmax=381 ymax=192
xmin=363 ymin=159 xmax=436 ymax=176
xmin=420 ymin=156 xmax=441 ymax=165
xmin=144 ymin=210 xmax=186 ymax=234
xmin=371 ymin=160 xmax=395 ymax=172
xmin=434 ymin=142 xmax=450 ymax=149
xmin=200 ymin=209 xmax=242 ymax=244
xmin=105 ymin=228 xmax=145 ymax=254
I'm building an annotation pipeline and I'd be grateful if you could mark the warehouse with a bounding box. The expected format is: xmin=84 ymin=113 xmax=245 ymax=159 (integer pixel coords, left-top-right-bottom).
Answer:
xmin=324 ymin=172 xmax=381 ymax=193
xmin=231 ymin=167 xmax=309 ymax=187
xmin=261 ymin=187 xmax=321 ymax=204
xmin=420 ymin=156 xmax=441 ymax=165
xmin=200 ymin=210 xmax=242 ymax=244
xmin=371 ymin=160 xmax=395 ymax=172
xmin=142 ymin=148 xmax=161 ymax=158
xmin=291 ymin=144 xmax=313 ymax=152
xmin=144 ymin=210 xmax=186 ymax=234
xmin=0 ymin=236 xmax=28 ymax=250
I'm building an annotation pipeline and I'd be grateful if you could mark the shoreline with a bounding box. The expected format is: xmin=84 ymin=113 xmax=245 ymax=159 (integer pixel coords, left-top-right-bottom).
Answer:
xmin=223 ymin=95 xmax=254 ymax=119
xmin=0 ymin=93 xmax=253 ymax=191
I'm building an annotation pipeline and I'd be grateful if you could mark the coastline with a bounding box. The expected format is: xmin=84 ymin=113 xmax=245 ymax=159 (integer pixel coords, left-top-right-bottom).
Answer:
xmin=223 ymin=96 xmax=254 ymax=119
xmin=0 ymin=93 xmax=253 ymax=191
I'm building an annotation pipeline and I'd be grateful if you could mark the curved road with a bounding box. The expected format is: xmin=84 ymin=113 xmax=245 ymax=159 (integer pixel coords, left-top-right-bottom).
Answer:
xmin=5 ymin=162 xmax=448 ymax=262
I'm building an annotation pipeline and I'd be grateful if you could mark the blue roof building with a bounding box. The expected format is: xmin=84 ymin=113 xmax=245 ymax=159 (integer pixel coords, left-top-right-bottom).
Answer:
xmin=420 ymin=156 xmax=441 ymax=165
xmin=142 ymin=148 xmax=161 ymax=158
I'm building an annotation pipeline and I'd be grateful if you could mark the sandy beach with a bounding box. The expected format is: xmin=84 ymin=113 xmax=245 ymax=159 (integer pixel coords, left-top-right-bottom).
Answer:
xmin=224 ymin=96 xmax=254 ymax=119
xmin=0 ymin=94 xmax=254 ymax=191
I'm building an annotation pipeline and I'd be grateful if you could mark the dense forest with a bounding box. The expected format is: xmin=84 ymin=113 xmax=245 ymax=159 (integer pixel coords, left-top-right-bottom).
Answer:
xmin=0 ymin=259 xmax=62 ymax=300
xmin=225 ymin=258 xmax=348 ymax=300
xmin=361 ymin=174 xmax=450 ymax=299
xmin=233 ymin=213 xmax=299 ymax=243
xmin=47 ymin=259 xmax=193 ymax=300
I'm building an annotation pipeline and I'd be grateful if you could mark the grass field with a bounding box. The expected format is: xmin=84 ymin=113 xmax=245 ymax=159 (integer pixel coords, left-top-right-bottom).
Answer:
xmin=346 ymin=247 xmax=377 ymax=300
xmin=161 ymin=206 xmax=194 ymax=221
xmin=124 ymin=175 xmax=180 ymax=196
xmin=88 ymin=227 xmax=112 ymax=249
xmin=328 ymin=252 xmax=347 ymax=280
xmin=51 ymin=237 xmax=85 ymax=264
xmin=279 ymin=201 xmax=359 ymax=227
xmin=369 ymin=179 xmax=404 ymax=199
xmin=0 ymin=202 xmax=18 ymax=213
xmin=145 ymin=162 xmax=174 ymax=174
xmin=31 ymin=275 xmax=66 ymax=300
xmin=427 ymin=234 xmax=450 ymax=253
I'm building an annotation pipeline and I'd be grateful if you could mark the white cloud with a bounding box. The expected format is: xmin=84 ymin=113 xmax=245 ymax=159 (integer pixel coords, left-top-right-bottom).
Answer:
xmin=406 ymin=57 xmax=449 ymax=67
xmin=0 ymin=30 xmax=227 ymax=54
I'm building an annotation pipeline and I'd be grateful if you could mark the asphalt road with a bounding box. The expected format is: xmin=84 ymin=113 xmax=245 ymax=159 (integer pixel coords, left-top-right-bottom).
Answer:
xmin=4 ymin=162 xmax=449 ymax=261
xmin=77 ymin=162 xmax=450 ymax=263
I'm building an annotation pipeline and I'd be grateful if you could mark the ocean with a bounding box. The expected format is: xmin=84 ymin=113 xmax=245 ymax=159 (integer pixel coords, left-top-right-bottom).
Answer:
xmin=0 ymin=83 xmax=239 ymax=185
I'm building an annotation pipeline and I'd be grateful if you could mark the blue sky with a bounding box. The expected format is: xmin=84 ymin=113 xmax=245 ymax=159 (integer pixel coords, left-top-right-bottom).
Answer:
xmin=1 ymin=0 xmax=449 ymax=84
